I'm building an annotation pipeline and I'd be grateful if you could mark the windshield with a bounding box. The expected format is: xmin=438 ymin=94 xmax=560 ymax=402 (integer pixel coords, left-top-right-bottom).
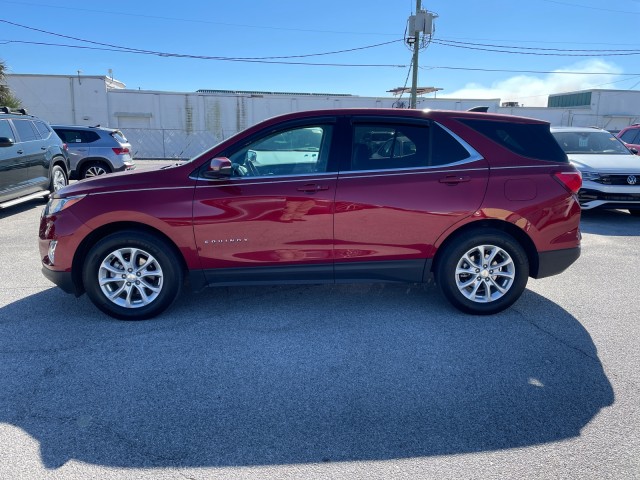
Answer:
xmin=552 ymin=131 xmax=631 ymax=155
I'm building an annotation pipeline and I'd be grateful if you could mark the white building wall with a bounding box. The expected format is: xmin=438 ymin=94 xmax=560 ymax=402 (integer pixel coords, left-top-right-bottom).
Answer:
xmin=7 ymin=74 xmax=113 ymax=126
xmin=9 ymin=73 xmax=640 ymax=158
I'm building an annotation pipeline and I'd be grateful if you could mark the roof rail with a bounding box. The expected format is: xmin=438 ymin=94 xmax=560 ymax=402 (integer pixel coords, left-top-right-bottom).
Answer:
xmin=0 ymin=106 xmax=29 ymax=115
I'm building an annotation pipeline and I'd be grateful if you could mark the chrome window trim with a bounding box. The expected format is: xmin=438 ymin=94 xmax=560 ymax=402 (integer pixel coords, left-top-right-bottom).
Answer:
xmin=434 ymin=121 xmax=484 ymax=164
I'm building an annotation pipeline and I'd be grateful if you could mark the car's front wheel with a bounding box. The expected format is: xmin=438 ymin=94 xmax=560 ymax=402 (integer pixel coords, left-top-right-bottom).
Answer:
xmin=435 ymin=229 xmax=529 ymax=315
xmin=82 ymin=231 xmax=182 ymax=320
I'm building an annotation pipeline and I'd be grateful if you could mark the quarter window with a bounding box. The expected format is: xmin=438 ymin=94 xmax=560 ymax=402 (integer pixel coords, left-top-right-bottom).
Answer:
xmin=226 ymin=125 xmax=333 ymax=177
xmin=34 ymin=121 xmax=51 ymax=139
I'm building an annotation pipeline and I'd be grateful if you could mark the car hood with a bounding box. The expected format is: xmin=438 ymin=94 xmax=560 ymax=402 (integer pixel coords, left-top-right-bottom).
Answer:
xmin=568 ymin=153 xmax=640 ymax=173
xmin=55 ymin=163 xmax=196 ymax=197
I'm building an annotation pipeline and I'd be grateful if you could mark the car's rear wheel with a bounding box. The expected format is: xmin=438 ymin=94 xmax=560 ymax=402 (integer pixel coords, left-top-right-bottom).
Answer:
xmin=629 ymin=209 xmax=640 ymax=217
xmin=82 ymin=231 xmax=182 ymax=320
xmin=81 ymin=161 xmax=111 ymax=179
xmin=49 ymin=163 xmax=68 ymax=193
xmin=435 ymin=229 xmax=529 ymax=315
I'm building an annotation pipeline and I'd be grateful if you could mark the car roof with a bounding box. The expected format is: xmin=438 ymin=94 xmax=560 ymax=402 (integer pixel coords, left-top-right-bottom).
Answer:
xmin=52 ymin=124 xmax=117 ymax=132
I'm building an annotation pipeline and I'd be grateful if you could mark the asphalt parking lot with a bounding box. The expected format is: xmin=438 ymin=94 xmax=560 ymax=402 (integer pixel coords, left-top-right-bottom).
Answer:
xmin=0 ymin=178 xmax=638 ymax=479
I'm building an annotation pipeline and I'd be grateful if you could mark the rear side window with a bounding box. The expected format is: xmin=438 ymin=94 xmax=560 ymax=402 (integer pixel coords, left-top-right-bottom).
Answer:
xmin=619 ymin=128 xmax=640 ymax=144
xmin=12 ymin=119 xmax=39 ymax=142
xmin=351 ymin=122 xmax=472 ymax=170
xmin=460 ymin=119 xmax=568 ymax=162
xmin=352 ymin=125 xmax=428 ymax=170
xmin=55 ymin=129 xmax=100 ymax=143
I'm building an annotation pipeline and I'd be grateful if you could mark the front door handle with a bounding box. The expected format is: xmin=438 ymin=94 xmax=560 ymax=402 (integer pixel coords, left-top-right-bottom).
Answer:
xmin=297 ymin=184 xmax=329 ymax=193
xmin=439 ymin=175 xmax=471 ymax=185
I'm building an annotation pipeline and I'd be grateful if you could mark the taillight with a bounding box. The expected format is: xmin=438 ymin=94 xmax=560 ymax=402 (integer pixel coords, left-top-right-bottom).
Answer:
xmin=553 ymin=171 xmax=582 ymax=194
xmin=112 ymin=147 xmax=130 ymax=155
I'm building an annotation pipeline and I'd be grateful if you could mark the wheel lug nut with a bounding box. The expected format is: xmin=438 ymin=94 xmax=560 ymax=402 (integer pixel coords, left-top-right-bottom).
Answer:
xmin=135 ymin=281 xmax=140 ymax=285
xmin=136 ymin=272 xmax=141 ymax=277
xmin=121 ymin=274 xmax=126 ymax=279
xmin=126 ymin=282 xmax=131 ymax=286
xmin=128 ymin=268 xmax=133 ymax=273
xmin=475 ymin=269 xmax=480 ymax=273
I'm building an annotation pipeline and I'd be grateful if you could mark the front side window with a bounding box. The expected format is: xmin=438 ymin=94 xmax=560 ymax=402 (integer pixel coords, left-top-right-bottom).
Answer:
xmin=227 ymin=125 xmax=333 ymax=177
xmin=0 ymin=119 xmax=14 ymax=140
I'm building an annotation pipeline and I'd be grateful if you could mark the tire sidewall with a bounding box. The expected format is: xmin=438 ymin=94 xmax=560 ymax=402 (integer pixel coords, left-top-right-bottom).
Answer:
xmin=436 ymin=230 xmax=529 ymax=315
xmin=82 ymin=161 xmax=110 ymax=179
xmin=82 ymin=231 xmax=181 ymax=320
xmin=50 ymin=163 xmax=68 ymax=192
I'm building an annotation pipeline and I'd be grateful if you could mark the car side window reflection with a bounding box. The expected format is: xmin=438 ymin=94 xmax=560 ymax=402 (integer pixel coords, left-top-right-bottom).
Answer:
xmin=352 ymin=125 xmax=428 ymax=171
xmin=227 ymin=125 xmax=333 ymax=177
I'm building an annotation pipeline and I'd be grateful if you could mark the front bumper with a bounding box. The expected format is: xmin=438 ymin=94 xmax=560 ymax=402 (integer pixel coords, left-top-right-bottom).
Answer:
xmin=579 ymin=181 xmax=640 ymax=209
xmin=41 ymin=266 xmax=82 ymax=296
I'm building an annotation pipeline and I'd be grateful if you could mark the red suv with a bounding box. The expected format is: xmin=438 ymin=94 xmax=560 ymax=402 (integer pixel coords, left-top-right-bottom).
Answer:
xmin=39 ymin=109 xmax=582 ymax=320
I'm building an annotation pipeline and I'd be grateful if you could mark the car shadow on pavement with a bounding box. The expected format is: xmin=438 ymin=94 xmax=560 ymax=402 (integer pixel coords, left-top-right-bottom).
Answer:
xmin=580 ymin=209 xmax=640 ymax=236
xmin=0 ymin=283 xmax=613 ymax=469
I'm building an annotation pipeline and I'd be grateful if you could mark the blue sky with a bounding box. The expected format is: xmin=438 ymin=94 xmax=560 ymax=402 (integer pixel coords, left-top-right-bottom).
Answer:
xmin=2 ymin=0 xmax=640 ymax=106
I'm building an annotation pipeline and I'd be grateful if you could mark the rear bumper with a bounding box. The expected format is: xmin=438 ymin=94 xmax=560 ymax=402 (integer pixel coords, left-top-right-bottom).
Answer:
xmin=534 ymin=247 xmax=581 ymax=279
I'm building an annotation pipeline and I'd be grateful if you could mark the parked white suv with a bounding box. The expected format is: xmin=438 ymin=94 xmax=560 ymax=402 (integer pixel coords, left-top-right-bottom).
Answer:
xmin=551 ymin=126 xmax=640 ymax=216
xmin=52 ymin=125 xmax=135 ymax=179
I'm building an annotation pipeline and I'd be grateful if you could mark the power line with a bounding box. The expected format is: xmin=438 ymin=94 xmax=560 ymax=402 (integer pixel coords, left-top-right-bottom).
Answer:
xmin=437 ymin=38 xmax=640 ymax=53
xmin=421 ymin=65 xmax=640 ymax=75
xmin=0 ymin=19 xmax=403 ymax=61
xmin=537 ymin=0 xmax=640 ymax=15
xmin=432 ymin=39 xmax=640 ymax=57
xmin=0 ymin=39 xmax=409 ymax=68
xmin=1 ymin=1 xmax=400 ymax=36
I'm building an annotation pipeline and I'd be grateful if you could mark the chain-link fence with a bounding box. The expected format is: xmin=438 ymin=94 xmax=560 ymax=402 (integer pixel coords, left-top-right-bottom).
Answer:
xmin=121 ymin=128 xmax=224 ymax=160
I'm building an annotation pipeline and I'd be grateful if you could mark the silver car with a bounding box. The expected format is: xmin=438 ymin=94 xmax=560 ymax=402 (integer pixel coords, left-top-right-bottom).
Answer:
xmin=52 ymin=125 xmax=135 ymax=179
xmin=551 ymin=126 xmax=640 ymax=216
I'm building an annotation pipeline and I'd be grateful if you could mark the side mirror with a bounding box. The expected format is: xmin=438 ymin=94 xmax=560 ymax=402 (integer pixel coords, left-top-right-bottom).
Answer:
xmin=630 ymin=148 xmax=638 ymax=155
xmin=0 ymin=136 xmax=15 ymax=147
xmin=203 ymin=157 xmax=232 ymax=179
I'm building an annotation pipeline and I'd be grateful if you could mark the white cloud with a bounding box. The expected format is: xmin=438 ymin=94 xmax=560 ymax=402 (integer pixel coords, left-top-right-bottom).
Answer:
xmin=440 ymin=60 xmax=623 ymax=107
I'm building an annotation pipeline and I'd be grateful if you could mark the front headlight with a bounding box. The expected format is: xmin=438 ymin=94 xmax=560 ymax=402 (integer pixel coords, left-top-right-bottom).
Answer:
xmin=44 ymin=195 xmax=86 ymax=216
xmin=580 ymin=171 xmax=601 ymax=181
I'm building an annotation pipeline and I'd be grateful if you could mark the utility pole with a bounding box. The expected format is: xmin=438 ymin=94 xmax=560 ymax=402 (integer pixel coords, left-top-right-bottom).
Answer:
xmin=410 ymin=0 xmax=421 ymax=109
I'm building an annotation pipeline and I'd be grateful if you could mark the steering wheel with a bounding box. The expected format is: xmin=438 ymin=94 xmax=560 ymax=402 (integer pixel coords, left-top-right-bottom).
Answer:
xmin=243 ymin=157 xmax=260 ymax=176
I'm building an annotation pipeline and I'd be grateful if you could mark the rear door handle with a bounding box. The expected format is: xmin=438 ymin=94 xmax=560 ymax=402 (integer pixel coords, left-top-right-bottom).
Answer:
xmin=439 ymin=175 xmax=471 ymax=185
xmin=297 ymin=183 xmax=329 ymax=193
xmin=16 ymin=150 xmax=24 ymax=154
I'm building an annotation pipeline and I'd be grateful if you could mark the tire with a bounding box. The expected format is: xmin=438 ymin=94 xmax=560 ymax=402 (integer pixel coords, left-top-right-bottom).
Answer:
xmin=435 ymin=229 xmax=529 ymax=315
xmin=49 ymin=163 xmax=68 ymax=193
xmin=629 ymin=209 xmax=640 ymax=217
xmin=82 ymin=231 xmax=182 ymax=320
xmin=81 ymin=161 xmax=111 ymax=179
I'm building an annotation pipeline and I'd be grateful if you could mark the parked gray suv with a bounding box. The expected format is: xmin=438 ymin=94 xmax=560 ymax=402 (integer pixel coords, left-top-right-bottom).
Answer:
xmin=52 ymin=125 xmax=135 ymax=179
xmin=1 ymin=107 xmax=70 ymax=209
